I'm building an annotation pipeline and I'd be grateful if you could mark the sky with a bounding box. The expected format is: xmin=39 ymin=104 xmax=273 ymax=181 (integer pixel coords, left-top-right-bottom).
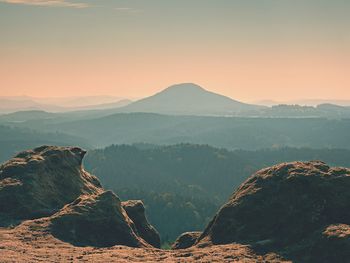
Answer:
xmin=0 ymin=0 xmax=349 ymax=102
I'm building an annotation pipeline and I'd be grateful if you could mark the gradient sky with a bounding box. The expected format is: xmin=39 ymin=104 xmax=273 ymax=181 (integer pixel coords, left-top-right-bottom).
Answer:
xmin=0 ymin=0 xmax=349 ymax=102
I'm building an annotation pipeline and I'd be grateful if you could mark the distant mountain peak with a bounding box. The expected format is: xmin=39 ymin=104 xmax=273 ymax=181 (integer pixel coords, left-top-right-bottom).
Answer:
xmin=161 ymin=83 xmax=205 ymax=93
xmin=117 ymin=83 xmax=263 ymax=115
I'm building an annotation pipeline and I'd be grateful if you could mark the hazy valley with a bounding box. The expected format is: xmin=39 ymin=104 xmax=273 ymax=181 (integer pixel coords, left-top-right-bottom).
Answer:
xmin=2 ymin=0 xmax=350 ymax=260
xmin=1 ymin=84 xmax=350 ymax=262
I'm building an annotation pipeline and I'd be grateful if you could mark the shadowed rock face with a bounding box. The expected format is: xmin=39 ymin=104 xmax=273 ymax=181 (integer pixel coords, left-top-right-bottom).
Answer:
xmin=197 ymin=161 xmax=350 ymax=262
xmin=172 ymin=231 xmax=201 ymax=250
xmin=122 ymin=200 xmax=161 ymax=248
xmin=286 ymin=223 xmax=350 ymax=262
xmin=0 ymin=145 xmax=160 ymax=249
xmin=0 ymin=145 xmax=102 ymax=224
xmin=50 ymin=191 xmax=148 ymax=248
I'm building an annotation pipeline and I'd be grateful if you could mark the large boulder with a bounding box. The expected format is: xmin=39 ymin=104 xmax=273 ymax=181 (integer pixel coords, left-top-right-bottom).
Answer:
xmin=198 ymin=161 xmax=350 ymax=261
xmin=50 ymin=191 xmax=148 ymax=248
xmin=0 ymin=145 xmax=160 ymax=249
xmin=0 ymin=145 xmax=102 ymax=224
xmin=172 ymin=231 xmax=201 ymax=249
xmin=122 ymin=200 xmax=161 ymax=248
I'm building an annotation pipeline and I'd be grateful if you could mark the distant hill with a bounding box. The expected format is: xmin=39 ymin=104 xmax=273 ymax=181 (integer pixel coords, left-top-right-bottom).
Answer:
xmin=0 ymin=98 xmax=65 ymax=113
xmin=39 ymin=113 xmax=350 ymax=149
xmin=117 ymin=83 xmax=264 ymax=115
xmin=110 ymin=83 xmax=350 ymax=117
xmin=0 ymin=110 xmax=57 ymax=123
xmin=257 ymin=103 xmax=350 ymax=118
xmin=0 ymin=125 xmax=90 ymax=163
xmin=3 ymin=84 xmax=350 ymax=118
xmin=3 ymin=109 xmax=350 ymax=150
xmin=67 ymin=99 xmax=132 ymax=111
xmin=35 ymin=95 xmax=128 ymax=108
xmin=255 ymin=99 xmax=350 ymax=107
xmin=0 ymin=97 xmax=132 ymax=114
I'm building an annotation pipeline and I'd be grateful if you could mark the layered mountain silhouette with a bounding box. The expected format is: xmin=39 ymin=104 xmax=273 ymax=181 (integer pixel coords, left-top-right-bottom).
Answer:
xmin=0 ymin=97 xmax=132 ymax=114
xmin=117 ymin=83 xmax=264 ymax=115
xmin=2 ymin=83 xmax=350 ymax=119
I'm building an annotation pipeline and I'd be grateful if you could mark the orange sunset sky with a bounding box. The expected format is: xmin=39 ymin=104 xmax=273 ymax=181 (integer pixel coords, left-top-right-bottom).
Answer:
xmin=0 ymin=0 xmax=349 ymax=102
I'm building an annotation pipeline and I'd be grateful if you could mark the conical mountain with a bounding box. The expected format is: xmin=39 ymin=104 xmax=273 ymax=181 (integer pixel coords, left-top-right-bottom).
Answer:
xmin=118 ymin=83 xmax=264 ymax=115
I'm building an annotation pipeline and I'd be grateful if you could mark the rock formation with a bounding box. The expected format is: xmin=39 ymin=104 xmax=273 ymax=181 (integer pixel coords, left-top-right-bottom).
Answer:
xmin=0 ymin=145 xmax=102 ymax=224
xmin=286 ymin=223 xmax=350 ymax=262
xmin=122 ymin=200 xmax=161 ymax=248
xmin=50 ymin=191 xmax=148 ymax=248
xmin=197 ymin=161 xmax=350 ymax=262
xmin=0 ymin=146 xmax=160 ymax=249
xmin=172 ymin=231 xmax=201 ymax=249
xmin=1 ymin=148 xmax=350 ymax=262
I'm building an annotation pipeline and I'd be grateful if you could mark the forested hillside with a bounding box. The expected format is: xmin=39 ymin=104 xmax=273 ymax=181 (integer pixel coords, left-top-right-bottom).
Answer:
xmin=0 ymin=125 xmax=90 ymax=162
xmin=3 ymin=113 xmax=350 ymax=150
xmin=53 ymin=115 xmax=350 ymax=149
xmin=84 ymin=144 xmax=350 ymax=243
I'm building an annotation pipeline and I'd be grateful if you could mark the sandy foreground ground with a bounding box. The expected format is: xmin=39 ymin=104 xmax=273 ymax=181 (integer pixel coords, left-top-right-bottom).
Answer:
xmin=0 ymin=220 xmax=288 ymax=263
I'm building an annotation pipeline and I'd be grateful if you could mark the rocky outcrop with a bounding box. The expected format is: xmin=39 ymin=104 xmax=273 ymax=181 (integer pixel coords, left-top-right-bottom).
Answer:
xmin=0 ymin=145 xmax=102 ymax=224
xmin=286 ymin=223 xmax=350 ymax=262
xmin=2 ymin=147 xmax=350 ymax=261
xmin=172 ymin=231 xmax=201 ymax=249
xmin=197 ymin=161 xmax=350 ymax=262
xmin=122 ymin=200 xmax=161 ymax=248
xmin=50 ymin=191 xmax=148 ymax=248
xmin=0 ymin=145 xmax=160 ymax=249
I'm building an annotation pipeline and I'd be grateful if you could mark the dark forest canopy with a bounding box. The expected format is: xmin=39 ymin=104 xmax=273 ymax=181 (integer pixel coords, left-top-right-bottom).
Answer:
xmin=84 ymin=143 xmax=350 ymax=242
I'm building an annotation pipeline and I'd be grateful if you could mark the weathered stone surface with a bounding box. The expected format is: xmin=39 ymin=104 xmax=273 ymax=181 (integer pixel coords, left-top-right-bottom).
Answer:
xmin=172 ymin=231 xmax=201 ymax=249
xmin=285 ymin=223 xmax=350 ymax=262
xmin=0 ymin=145 xmax=160 ymax=249
xmin=198 ymin=161 xmax=350 ymax=262
xmin=122 ymin=200 xmax=161 ymax=248
xmin=0 ymin=145 xmax=102 ymax=224
xmin=50 ymin=191 xmax=148 ymax=248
